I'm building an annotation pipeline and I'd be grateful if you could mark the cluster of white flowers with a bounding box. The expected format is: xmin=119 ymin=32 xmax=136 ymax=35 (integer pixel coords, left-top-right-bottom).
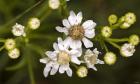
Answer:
xmin=40 ymin=11 xmax=104 ymax=78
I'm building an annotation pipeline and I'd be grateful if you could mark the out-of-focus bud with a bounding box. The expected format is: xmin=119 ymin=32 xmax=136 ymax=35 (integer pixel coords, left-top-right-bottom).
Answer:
xmin=124 ymin=12 xmax=136 ymax=24
xmin=49 ymin=0 xmax=60 ymax=10
xmin=8 ymin=48 xmax=20 ymax=59
xmin=28 ymin=17 xmax=40 ymax=30
xmin=5 ymin=39 xmax=16 ymax=50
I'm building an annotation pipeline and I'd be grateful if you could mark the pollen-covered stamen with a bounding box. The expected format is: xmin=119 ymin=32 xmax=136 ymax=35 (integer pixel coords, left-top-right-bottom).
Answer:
xmin=84 ymin=54 xmax=97 ymax=65
xmin=58 ymin=51 xmax=70 ymax=65
xmin=69 ymin=25 xmax=85 ymax=40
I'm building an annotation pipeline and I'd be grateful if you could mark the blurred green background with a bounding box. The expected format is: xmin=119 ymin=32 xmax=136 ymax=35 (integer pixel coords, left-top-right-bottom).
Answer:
xmin=0 ymin=0 xmax=140 ymax=84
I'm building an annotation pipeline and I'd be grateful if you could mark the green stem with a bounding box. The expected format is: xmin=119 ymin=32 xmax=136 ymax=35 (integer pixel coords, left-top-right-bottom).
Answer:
xmin=60 ymin=0 xmax=69 ymax=18
xmin=111 ymin=22 xmax=122 ymax=30
xmin=105 ymin=39 xmax=121 ymax=49
xmin=107 ymin=38 xmax=129 ymax=42
xmin=102 ymin=41 xmax=109 ymax=52
xmin=25 ymin=46 xmax=35 ymax=84
xmin=71 ymin=63 xmax=78 ymax=69
xmin=0 ymin=46 xmax=5 ymax=51
xmin=36 ymin=0 xmax=52 ymax=22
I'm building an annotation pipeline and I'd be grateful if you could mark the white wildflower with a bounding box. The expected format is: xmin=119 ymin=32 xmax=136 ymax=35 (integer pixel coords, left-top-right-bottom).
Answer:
xmin=120 ymin=43 xmax=135 ymax=57
xmin=8 ymin=48 xmax=20 ymax=59
xmin=12 ymin=23 xmax=25 ymax=36
xmin=84 ymin=48 xmax=104 ymax=71
xmin=56 ymin=11 xmax=96 ymax=49
xmin=40 ymin=37 xmax=82 ymax=77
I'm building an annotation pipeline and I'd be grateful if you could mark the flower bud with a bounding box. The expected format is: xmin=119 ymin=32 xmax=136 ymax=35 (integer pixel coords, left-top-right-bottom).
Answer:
xmin=104 ymin=52 xmax=117 ymax=65
xmin=8 ymin=48 xmax=20 ymax=59
xmin=101 ymin=26 xmax=112 ymax=38
xmin=129 ymin=34 xmax=139 ymax=46
xmin=108 ymin=14 xmax=118 ymax=24
xmin=77 ymin=66 xmax=88 ymax=78
xmin=125 ymin=12 xmax=136 ymax=24
xmin=120 ymin=22 xmax=131 ymax=29
xmin=28 ymin=17 xmax=40 ymax=30
xmin=49 ymin=0 xmax=60 ymax=10
xmin=5 ymin=39 xmax=16 ymax=50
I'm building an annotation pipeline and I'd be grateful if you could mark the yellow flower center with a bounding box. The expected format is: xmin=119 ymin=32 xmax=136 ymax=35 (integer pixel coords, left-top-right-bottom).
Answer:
xmin=69 ymin=25 xmax=85 ymax=40
xmin=58 ymin=51 xmax=70 ymax=65
xmin=85 ymin=54 xmax=97 ymax=65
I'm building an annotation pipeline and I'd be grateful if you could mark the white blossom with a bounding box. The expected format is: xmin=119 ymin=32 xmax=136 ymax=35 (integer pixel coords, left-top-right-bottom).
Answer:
xmin=56 ymin=11 xmax=96 ymax=49
xmin=12 ymin=23 xmax=25 ymax=36
xmin=120 ymin=43 xmax=135 ymax=57
xmin=83 ymin=48 xmax=104 ymax=71
xmin=40 ymin=37 xmax=82 ymax=77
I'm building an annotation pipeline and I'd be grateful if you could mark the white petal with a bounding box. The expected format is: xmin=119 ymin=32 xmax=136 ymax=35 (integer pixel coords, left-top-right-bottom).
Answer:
xmin=97 ymin=59 xmax=104 ymax=64
xmin=66 ymin=68 xmax=72 ymax=77
xmin=59 ymin=64 xmax=69 ymax=73
xmin=58 ymin=43 xmax=65 ymax=51
xmin=84 ymin=29 xmax=95 ymax=38
xmin=62 ymin=19 xmax=71 ymax=28
xmin=69 ymin=50 xmax=81 ymax=57
xmin=45 ymin=51 xmax=57 ymax=59
xmin=40 ymin=58 xmax=49 ymax=64
xmin=76 ymin=12 xmax=83 ymax=25
xmin=71 ymin=56 xmax=81 ymax=65
xmin=87 ymin=64 xmax=97 ymax=71
xmin=91 ymin=66 xmax=97 ymax=71
xmin=43 ymin=63 xmax=51 ymax=77
xmin=50 ymin=63 xmax=59 ymax=75
xmin=63 ymin=37 xmax=72 ymax=48
xmin=82 ymin=38 xmax=93 ymax=48
xmin=82 ymin=20 xmax=96 ymax=29
xmin=53 ymin=43 xmax=59 ymax=51
xmin=70 ymin=40 xmax=82 ymax=49
xmin=68 ymin=11 xmax=77 ymax=26
xmin=57 ymin=37 xmax=63 ymax=43
xmin=56 ymin=26 xmax=68 ymax=35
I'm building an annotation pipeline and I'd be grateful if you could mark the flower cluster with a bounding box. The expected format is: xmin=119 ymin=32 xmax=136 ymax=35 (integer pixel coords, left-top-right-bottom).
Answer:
xmin=40 ymin=11 xmax=104 ymax=78
xmin=39 ymin=11 xmax=139 ymax=78
xmin=100 ymin=12 xmax=139 ymax=65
